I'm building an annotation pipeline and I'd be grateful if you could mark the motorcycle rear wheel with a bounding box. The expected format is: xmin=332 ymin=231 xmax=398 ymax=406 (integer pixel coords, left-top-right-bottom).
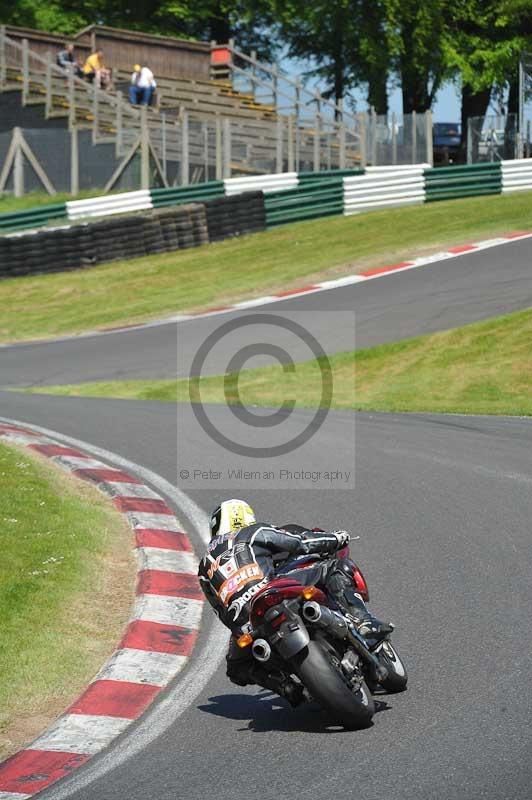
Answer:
xmin=292 ymin=640 xmax=375 ymax=729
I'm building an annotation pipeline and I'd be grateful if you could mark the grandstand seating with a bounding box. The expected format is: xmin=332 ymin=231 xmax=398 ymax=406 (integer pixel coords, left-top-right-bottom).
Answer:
xmin=0 ymin=26 xmax=362 ymax=184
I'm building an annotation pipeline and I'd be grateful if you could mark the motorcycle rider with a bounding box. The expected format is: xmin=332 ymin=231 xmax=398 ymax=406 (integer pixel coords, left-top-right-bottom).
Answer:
xmin=198 ymin=499 xmax=392 ymax=706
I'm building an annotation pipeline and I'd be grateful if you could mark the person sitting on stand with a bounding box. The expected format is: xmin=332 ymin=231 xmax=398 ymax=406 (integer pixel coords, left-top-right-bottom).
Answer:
xmin=129 ymin=64 xmax=156 ymax=106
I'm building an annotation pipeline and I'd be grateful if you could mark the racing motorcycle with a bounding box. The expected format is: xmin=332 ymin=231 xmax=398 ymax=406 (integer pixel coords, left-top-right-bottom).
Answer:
xmin=236 ymin=543 xmax=407 ymax=729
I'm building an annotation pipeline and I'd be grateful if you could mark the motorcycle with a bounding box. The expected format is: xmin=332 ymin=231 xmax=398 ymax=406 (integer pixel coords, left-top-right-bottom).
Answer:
xmin=236 ymin=543 xmax=407 ymax=729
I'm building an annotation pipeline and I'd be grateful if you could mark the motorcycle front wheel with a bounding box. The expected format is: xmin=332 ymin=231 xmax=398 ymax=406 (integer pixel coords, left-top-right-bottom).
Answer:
xmin=374 ymin=640 xmax=408 ymax=693
xmin=292 ymin=640 xmax=375 ymax=729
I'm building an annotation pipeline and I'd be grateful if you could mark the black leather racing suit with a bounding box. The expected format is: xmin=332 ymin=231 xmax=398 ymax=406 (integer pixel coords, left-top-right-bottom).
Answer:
xmin=197 ymin=522 xmax=374 ymax=695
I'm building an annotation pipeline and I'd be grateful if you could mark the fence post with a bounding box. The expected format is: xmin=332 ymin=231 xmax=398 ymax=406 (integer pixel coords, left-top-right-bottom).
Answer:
xmin=338 ymin=99 xmax=346 ymax=169
xmin=518 ymin=54 xmax=524 ymax=159
xmin=276 ymin=116 xmax=283 ymax=172
xmin=287 ymin=114 xmax=295 ymax=172
xmin=22 ymin=38 xmax=29 ymax=106
xmin=313 ymin=114 xmax=320 ymax=171
xmin=412 ymin=110 xmax=417 ymax=163
xmin=70 ymin=122 xmax=79 ymax=196
xmin=467 ymin=118 xmax=472 ymax=163
xmin=203 ymin=121 xmax=209 ymax=181
xmin=250 ymin=49 xmax=257 ymax=99
xmin=272 ymin=64 xmax=278 ymax=109
xmin=140 ymin=103 xmax=150 ymax=189
xmin=181 ymin=110 xmax=189 ymax=186
xmin=223 ymin=118 xmax=231 ymax=179
xmin=0 ymin=25 xmax=6 ymax=90
xmin=13 ymin=128 xmax=24 ymax=197
xmin=45 ymin=52 xmax=52 ymax=118
xmin=358 ymin=112 xmax=367 ymax=168
xmin=370 ymin=108 xmax=377 ymax=165
xmin=425 ymin=109 xmax=433 ymax=165
xmin=92 ymin=84 xmax=99 ymax=144
xmin=115 ymin=91 xmax=123 ymax=155
xmin=391 ymin=112 xmax=397 ymax=165
xmin=215 ymin=114 xmax=222 ymax=179
xmin=68 ymin=68 xmax=75 ymax=129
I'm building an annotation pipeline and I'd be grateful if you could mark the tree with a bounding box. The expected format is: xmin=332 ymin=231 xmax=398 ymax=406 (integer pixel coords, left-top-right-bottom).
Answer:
xmin=445 ymin=0 xmax=532 ymax=150
xmin=385 ymin=0 xmax=448 ymax=113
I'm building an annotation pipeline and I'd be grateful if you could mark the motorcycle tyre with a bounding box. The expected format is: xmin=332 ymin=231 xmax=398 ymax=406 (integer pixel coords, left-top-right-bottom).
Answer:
xmin=375 ymin=640 xmax=408 ymax=693
xmin=292 ymin=640 xmax=375 ymax=729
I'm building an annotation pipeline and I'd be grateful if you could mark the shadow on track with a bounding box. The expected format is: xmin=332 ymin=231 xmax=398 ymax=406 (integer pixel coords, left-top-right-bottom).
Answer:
xmin=198 ymin=691 xmax=391 ymax=733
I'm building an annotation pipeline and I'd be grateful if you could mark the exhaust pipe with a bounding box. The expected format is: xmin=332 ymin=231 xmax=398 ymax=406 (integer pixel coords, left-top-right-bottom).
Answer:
xmin=301 ymin=601 xmax=322 ymax=623
xmin=252 ymin=638 xmax=272 ymax=662
xmin=302 ymin=602 xmax=348 ymax=639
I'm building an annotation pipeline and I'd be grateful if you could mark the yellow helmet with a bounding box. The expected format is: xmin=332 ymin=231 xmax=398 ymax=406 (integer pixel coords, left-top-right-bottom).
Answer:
xmin=210 ymin=499 xmax=256 ymax=538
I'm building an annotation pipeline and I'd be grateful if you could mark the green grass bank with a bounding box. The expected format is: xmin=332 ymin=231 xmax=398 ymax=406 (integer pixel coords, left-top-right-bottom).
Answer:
xmin=25 ymin=307 xmax=532 ymax=417
xmin=0 ymin=191 xmax=531 ymax=345
xmin=0 ymin=441 xmax=135 ymax=759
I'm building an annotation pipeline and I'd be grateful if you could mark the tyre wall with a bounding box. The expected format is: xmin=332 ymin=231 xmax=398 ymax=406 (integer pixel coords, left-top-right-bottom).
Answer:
xmin=0 ymin=196 xmax=256 ymax=278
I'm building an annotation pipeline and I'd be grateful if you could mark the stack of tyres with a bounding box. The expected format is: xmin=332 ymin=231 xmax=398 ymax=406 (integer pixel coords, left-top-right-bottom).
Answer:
xmin=0 ymin=237 xmax=9 ymax=277
xmin=205 ymin=191 xmax=266 ymax=242
xmin=90 ymin=218 xmax=128 ymax=264
xmin=112 ymin=216 xmax=146 ymax=261
xmin=142 ymin=216 xmax=166 ymax=256
xmin=77 ymin=224 xmax=98 ymax=267
xmin=156 ymin=209 xmax=180 ymax=251
xmin=190 ymin=204 xmax=209 ymax=247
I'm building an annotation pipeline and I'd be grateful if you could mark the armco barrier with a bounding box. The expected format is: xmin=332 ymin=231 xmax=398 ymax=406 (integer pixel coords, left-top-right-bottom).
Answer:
xmin=298 ymin=168 xmax=364 ymax=182
xmin=424 ymin=162 xmax=502 ymax=202
xmin=265 ymin=178 xmax=344 ymax=227
xmin=501 ymin=159 xmax=532 ymax=193
xmin=150 ymin=181 xmax=225 ymax=209
xmin=344 ymin=166 xmax=426 ymax=215
xmin=66 ymin=190 xmax=153 ymax=220
xmin=0 ymin=203 xmax=67 ymax=233
xmin=224 ymin=173 xmax=299 ymax=196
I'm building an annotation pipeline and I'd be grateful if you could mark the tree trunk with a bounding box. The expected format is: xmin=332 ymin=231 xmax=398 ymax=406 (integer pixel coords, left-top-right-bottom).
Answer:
xmin=461 ymin=84 xmax=492 ymax=161
xmin=209 ymin=2 xmax=232 ymax=43
xmin=367 ymin=71 xmax=388 ymax=115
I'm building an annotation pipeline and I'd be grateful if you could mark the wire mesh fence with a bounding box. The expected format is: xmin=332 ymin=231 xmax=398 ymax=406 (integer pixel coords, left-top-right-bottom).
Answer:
xmin=467 ymin=114 xmax=520 ymax=163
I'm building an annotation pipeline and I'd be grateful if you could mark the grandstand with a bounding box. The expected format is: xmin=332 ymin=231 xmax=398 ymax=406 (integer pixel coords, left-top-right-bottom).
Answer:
xmin=0 ymin=24 xmax=366 ymax=188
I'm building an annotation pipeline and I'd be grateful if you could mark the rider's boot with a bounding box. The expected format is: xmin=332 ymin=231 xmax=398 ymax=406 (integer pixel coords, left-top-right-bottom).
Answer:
xmin=341 ymin=588 xmax=394 ymax=642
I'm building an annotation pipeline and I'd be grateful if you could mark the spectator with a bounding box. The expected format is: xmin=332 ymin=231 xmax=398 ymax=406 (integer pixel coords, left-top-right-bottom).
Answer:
xmin=129 ymin=64 xmax=156 ymax=106
xmin=82 ymin=49 xmax=111 ymax=89
xmin=57 ymin=43 xmax=83 ymax=77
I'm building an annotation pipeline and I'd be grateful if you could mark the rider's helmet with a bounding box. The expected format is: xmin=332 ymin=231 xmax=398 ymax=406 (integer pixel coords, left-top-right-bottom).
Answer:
xmin=210 ymin=499 xmax=256 ymax=538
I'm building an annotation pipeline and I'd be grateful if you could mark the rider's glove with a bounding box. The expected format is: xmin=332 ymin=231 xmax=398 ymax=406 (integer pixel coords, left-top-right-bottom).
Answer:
xmin=331 ymin=530 xmax=350 ymax=548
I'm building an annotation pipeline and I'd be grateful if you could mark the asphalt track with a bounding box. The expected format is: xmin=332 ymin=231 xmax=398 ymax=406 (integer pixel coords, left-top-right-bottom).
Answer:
xmin=1 ymin=237 xmax=531 ymax=800
xmin=2 ymin=236 xmax=532 ymax=388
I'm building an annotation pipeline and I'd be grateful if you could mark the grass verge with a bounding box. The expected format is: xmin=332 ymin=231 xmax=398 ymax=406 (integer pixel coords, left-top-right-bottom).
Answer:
xmin=24 ymin=307 xmax=532 ymax=416
xmin=0 ymin=189 xmax=105 ymax=215
xmin=0 ymin=441 xmax=135 ymax=760
xmin=0 ymin=191 xmax=531 ymax=344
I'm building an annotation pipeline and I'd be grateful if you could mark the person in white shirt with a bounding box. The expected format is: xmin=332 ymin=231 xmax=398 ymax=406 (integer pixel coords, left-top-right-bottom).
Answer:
xmin=129 ymin=64 xmax=156 ymax=106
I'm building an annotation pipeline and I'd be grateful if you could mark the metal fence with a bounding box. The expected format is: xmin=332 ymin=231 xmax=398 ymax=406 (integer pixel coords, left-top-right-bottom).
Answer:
xmin=467 ymin=114 xmax=521 ymax=163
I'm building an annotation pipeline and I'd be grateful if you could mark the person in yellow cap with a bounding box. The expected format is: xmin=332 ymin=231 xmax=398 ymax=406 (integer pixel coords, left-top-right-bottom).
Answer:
xmin=129 ymin=63 xmax=156 ymax=105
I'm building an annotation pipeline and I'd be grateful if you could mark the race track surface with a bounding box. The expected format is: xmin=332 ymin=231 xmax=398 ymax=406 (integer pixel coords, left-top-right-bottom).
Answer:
xmin=0 ymin=236 xmax=531 ymax=800
xmin=1 ymin=236 xmax=532 ymax=388
xmin=1 ymin=392 xmax=531 ymax=800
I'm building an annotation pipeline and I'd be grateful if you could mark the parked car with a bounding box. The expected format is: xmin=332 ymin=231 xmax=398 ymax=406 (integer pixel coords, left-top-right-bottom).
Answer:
xmin=433 ymin=122 xmax=461 ymax=164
